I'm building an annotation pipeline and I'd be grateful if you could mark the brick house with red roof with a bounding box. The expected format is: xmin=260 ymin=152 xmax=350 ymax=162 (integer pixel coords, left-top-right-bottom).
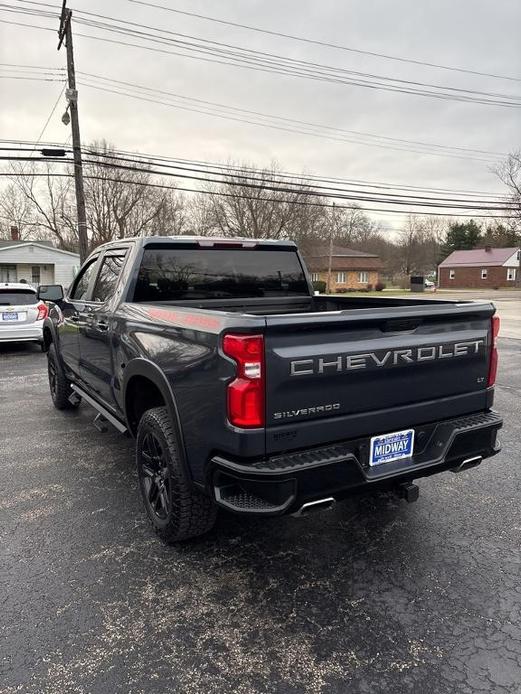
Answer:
xmin=304 ymin=245 xmax=382 ymax=291
xmin=438 ymin=247 xmax=520 ymax=289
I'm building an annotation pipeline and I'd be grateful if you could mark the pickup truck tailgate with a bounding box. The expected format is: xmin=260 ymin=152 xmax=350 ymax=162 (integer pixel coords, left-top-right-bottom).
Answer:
xmin=264 ymin=302 xmax=494 ymax=455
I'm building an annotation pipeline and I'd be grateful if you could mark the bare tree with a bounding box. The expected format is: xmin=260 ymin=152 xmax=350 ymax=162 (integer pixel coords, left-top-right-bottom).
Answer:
xmin=0 ymin=182 xmax=35 ymax=240
xmin=6 ymin=160 xmax=78 ymax=251
xmin=495 ymin=151 xmax=521 ymax=225
xmin=196 ymin=161 xmax=323 ymax=241
xmin=331 ymin=205 xmax=382 ymax=247
xmin=3 ymin=140 xmax=188 ymax=251
xmin=395 ymin=215 xmax=442 ymax=277
xmin=83 ymin=140 xmax=185 ymax=246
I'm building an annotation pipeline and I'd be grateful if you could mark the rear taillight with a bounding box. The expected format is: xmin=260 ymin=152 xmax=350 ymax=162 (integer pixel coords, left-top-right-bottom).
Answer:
xmin=223 ymin=333 xmax=265 ymax=428
xmin=487 ymin=315 xmax=500 ymax=387
xmin=36 ymin=302 xmax=49 ymax=321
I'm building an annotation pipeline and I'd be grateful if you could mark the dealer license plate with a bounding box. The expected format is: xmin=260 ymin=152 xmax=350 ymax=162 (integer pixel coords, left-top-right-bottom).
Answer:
xmin=369 ymin=428 xmax=415 ymax=466
xmin=2 ymin=312 xmax=18 ymax=321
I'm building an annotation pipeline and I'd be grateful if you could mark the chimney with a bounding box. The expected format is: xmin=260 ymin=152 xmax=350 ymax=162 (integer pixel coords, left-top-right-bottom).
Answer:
xmin=484 ymin=245 xmax=492 ymax=253
xmin=10 ymin=226 xmax=19 ymax=242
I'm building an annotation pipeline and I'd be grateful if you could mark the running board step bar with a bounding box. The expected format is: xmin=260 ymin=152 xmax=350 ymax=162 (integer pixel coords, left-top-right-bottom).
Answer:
xmin=70 ymin=384 xmax=128 ymax=434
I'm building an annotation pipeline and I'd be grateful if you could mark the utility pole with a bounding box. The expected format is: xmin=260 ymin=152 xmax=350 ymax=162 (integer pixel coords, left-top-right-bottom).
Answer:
xmin=58 ymin=0 xmax=88 ymax=262
xmin=326 ymin=202 xmax=335 ymax=294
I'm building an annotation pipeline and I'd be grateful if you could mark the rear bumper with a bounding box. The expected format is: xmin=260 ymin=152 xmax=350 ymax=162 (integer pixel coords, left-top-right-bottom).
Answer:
xmin=210 ymin=410 xmax=502 ymax=515
xmin=0 ymin=321 xmax=43 ymax=343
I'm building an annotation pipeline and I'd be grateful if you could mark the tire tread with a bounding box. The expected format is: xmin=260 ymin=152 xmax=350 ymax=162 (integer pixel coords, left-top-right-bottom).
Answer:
xmin=48 ymin=343 xmax=79 ymax=410
xmin=137 ymin=406 xmax=216 ymax=542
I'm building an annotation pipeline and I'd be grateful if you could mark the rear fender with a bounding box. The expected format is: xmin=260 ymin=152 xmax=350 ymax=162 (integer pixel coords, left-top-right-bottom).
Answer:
xmin=122 ymin=358 xmax=192 ymax=482
xmin=42 ymin=316 xmax=59 ymax=353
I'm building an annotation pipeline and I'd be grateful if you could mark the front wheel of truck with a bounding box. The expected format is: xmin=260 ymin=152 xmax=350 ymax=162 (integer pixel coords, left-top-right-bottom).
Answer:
xmin=136 ymin=406 xmax=217 ymax=543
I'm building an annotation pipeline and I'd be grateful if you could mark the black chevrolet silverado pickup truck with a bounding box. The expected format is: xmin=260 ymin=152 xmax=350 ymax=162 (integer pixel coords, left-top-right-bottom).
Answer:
xmin=39 ymin=236 xmax=502 ymax=542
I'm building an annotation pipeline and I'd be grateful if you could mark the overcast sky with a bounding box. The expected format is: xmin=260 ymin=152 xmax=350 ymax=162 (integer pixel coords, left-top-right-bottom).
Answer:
xmin=1 ymin=0 xmax=520 ymax=232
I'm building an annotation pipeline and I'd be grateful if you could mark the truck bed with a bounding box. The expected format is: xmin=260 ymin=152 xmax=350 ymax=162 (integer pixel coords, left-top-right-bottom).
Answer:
xmin=146 ymin=294 xmax=458 ymax=316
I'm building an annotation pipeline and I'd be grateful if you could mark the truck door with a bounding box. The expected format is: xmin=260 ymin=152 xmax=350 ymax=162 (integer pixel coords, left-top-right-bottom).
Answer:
xmin=78 ymin=249 xmax=129 ymax=405
xmin=59 ymin=255 xmax=99 ymax=378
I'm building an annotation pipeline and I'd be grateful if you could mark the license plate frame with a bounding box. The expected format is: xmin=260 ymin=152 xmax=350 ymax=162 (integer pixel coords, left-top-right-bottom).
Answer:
xmin=2 ymin=312 xmax=19 ymax=321
xmin=369 ymin=428 xmax=415 ymax=466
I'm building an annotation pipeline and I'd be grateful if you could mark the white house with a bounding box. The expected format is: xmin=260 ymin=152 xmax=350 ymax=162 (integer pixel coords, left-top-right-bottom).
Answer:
xmin=0 ymin=240 xmax=80 ymax=289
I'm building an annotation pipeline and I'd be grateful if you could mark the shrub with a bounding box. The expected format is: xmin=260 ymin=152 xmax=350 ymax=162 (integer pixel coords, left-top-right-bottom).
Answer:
xmin=375 ymin=282 xmax=386 ymax=291
xmin=312 ymin=280 xmax=326 ymax=293
xmin=336 ymin=287 xmax=348 ymax=293
xmin=366 ymin=283 xmax=373 ymax=291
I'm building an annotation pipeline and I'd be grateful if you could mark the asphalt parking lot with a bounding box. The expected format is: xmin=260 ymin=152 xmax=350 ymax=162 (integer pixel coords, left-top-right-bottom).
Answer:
xmin=1 ymin=335 xmax=520 ymax=694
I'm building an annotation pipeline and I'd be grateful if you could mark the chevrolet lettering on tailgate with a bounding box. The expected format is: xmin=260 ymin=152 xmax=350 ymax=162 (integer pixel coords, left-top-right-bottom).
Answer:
xmin=290 ymin=339 xmax=485 ymax=376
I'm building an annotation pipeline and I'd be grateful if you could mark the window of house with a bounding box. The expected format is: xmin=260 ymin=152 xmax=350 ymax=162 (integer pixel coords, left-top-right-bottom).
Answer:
xmin=481 ymin=268 xmax=488 ymax=280
xmin=31 ymin=266 xmax=41 ymax=285
xmin=449 ymin=269 xmax=455 ymax=279
xmin=507 ymin=267 xmax=517 ymax=281
xmin=358 ymin=271 xmax=369 ymax=284
xmin=311 ymin=272 xmax=319 ymax=282
xmin=0 ymin=264 xmax=17 ymax=282
xmin=336 ymin=272 xmax=346 ymax=284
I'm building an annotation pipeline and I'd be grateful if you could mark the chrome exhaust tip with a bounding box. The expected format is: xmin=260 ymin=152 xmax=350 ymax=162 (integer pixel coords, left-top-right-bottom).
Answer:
xmin=451 ymin=455 xmax=482 ymax=473
xmin=292 ymin=497 xmax=336 ymax=518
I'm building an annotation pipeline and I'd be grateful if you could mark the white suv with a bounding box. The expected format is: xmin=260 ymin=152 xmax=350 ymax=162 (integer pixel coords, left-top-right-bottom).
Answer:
xmin=0 ymin=283 xmax=48 ymax=349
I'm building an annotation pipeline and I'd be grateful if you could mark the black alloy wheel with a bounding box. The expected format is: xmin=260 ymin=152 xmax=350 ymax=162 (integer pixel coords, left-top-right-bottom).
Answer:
xmin=140 ymin=432 xmax=171 ymax=521
xmin=136 ymin=407 xmax=217 ymax=542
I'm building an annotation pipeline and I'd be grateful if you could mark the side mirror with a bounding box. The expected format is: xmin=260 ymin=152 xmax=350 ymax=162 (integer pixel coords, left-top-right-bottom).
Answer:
xmin=38 ymin=284 xmax=64 ymax=303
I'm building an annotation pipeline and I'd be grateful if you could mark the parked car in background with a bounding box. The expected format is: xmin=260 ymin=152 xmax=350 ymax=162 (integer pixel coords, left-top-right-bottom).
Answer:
xmin=424 ymin=279 xmax=435 ymax=288
xmin=0 ymin=282 xmax=48 ymax=349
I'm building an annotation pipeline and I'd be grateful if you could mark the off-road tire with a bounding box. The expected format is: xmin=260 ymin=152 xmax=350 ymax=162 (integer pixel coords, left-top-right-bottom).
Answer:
xmin=47 ymin=343 xmax=80 ymax=410
xmin=136 ymin=406 xmax=217 ymax=542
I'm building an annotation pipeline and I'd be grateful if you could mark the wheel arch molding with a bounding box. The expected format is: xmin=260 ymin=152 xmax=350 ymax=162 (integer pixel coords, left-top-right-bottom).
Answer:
xmin=122 ymin=359 xmax=191 ymax=478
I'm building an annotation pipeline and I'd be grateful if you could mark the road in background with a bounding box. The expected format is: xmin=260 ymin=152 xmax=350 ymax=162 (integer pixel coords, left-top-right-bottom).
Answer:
xmin=1 ymin=338 xmax=520 ymax=694
xmin=388 ymin=290 xmax=521 ymax=340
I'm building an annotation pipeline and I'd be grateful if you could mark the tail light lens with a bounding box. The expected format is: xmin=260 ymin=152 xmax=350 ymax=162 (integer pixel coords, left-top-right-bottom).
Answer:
xmin=223 ymin=334 xmax=265 ymax=428
xmin=487 ymin=315 xmax=500 ymax=387
xmin=36 ymin=301 xmax=49 ymax=321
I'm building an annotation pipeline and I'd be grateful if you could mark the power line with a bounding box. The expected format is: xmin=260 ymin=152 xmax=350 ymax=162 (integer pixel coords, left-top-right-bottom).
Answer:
xmin=0 ymin=138 xmax=511 ymax=199
xmin=0 ymin=74 xmax=65 ymax=82
xmin=127 ymin=0 xmax=521 ymax=84
xmin=1 ymin=155 xmax=516 ymax=212
xmin=84 ymin=80 xmax=498 ymax=163
xmin=0 ymin=62 xmax=64 ymax=71
xmin=67 ymin=10 xmax=521 ymax=108
xmin=5 ymin=150 xmax=508 ymax=204
xmin=87 ymin=147 xmax=509 ymax=198
xmin=3 ymin=22 xmax=512 ymax=165
xmin=2 ymin=7 xmax=521 ymax=108
xmin=0 ymin=166 xmax=515 ymax=219
xmin=78 ymin=79 xmax=502 ymax=164
xmin=30 ymin=83 xmax=66 ymax=153
xmin=53 ymin=4 xmax=520 ymax=103
xmin=76 ymin=71 xmax=505 ymax=160
xmin=73 ymin=148 xmax=510 ymax=206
